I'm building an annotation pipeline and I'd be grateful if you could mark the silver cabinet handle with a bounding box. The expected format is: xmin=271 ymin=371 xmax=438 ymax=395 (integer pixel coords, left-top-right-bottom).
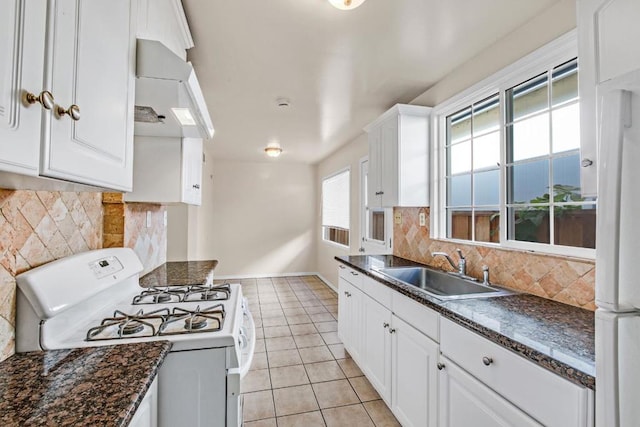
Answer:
xmin=389 ymin=328 xmax=396 ymax=334
xmin=192 ymin=184 xmax=200 ymax=189
xmin=581 ymin=158 xmax=593 ymax=167
xmin=57 ymin=104 xmax=80 ymax=121
xmin=383 ymin=322 xmax=389 ymax=328
xmin=350 ymin=271 xmax=358 ymax=276
xmin=437 ymin=362 xmax=445 ymax=371
xmin=375 ymin=191 xmax=384 ymax=195
xmin=24 ymin=90 xmax=54 ymax=110
xmin=482 ymin=356 xmax=493 ymax=366
xmin=339 ymin=265 xmax=346 ymax=269
xmin=343 ymin=291 xmax=348 ymax=296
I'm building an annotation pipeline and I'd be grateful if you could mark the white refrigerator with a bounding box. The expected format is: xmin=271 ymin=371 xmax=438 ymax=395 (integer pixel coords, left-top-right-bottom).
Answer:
xmin=595 ymin=67 xmax=640 ymax=427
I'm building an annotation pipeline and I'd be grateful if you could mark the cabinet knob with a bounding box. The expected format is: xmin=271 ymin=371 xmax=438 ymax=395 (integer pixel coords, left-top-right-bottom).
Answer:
xmin=57 ymin=104 xmax=81 ymax=121
xmin=350 ymin=271 xmax=358 ymax=276
xmin=383 ymin=322 xmax=389 ymax=328
xmin=192 ymin=184 xmax=200 ymax=189
xmin=482 ymin=356 xmax=493 ymax=366
xmin=437 ymin=362 xmax=445 ymax=371
xmin=581 ymin=158 xmax=593 ymax=167
xmin=24 ymin=90 xmax=54 ymax=110
xmin=346 ymin=292 xmax=352 ymax=297
xmin=389 ymin=328 xmax=396 ymax=334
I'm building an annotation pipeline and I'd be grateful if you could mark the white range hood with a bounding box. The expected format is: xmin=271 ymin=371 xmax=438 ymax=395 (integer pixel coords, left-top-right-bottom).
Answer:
xmin=134 ymin=39 xmax=214 ymax=139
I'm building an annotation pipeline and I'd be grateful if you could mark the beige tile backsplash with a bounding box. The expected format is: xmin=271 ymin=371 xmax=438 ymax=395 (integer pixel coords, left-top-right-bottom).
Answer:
xmin=393 ymin=207 xmax=596 ymax=311
xmin=0 ymin=190 xmax=167 ymax=363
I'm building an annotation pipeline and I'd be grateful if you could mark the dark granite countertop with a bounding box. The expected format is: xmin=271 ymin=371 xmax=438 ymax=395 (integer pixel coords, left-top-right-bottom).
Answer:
xmin=335 ymin=255 xmax=595 ymax=390
xmin=140 ymin=260 xmax=219 ymax=287
xmin=0 ymin=342 xmax=172 ymax=426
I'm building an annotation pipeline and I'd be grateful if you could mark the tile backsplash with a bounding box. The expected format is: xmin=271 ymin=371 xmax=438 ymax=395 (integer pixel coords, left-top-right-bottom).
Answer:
xmin=393 ymin=207 xmax=596 ymax=310
xmin=0 ymin=190 xmax=104 ymax=361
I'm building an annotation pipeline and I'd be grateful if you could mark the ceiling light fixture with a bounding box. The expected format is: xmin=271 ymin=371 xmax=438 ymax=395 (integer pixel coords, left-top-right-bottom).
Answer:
xmin=328 ymin=0 xmax=367 ymax=10
xmin=264 ymin=143 xmax=283 ymax=158
xmin=171 ymin=108 xmax=196 ymax=126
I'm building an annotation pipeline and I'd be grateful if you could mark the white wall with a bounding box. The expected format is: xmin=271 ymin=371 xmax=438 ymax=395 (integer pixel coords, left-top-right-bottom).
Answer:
xmin=173 ymin=155 xmax=317 ymax=277
xmin=315 ymin=134 xmax=369 ymax=288
xmin=411 ymin=0 xmax=576 ymax=106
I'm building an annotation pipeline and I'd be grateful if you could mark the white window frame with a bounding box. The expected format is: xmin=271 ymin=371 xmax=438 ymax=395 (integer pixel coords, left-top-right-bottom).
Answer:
xmin=321 ymin=167 xmax=351 ymax=249
xmin=431 ymin=30 xmax=595 ymax=259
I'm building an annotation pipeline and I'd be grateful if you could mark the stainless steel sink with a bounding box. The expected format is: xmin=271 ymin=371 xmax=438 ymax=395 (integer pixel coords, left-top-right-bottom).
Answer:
xmin=375 ymin=266 xmax=515 ymax=301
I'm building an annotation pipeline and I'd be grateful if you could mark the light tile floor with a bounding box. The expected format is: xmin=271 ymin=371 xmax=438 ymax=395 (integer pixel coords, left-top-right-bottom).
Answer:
xmin=229 ymin=276 xmax=401 ymax=427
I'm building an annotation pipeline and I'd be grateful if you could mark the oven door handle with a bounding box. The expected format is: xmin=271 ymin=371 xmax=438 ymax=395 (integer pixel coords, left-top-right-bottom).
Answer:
xmin=238 ymin=306 xmax=256 ymax=379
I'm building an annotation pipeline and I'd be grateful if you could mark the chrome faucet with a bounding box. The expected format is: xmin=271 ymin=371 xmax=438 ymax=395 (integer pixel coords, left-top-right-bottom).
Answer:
xmin=432 ymin=249 xmax=467 ymax=276
xmin=482 ymin=265 xmax=490 ymax=286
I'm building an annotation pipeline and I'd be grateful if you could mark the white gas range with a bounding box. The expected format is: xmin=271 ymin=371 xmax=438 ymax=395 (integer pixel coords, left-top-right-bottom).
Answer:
xmin=14 ymin=248 xmax=256 ymax=427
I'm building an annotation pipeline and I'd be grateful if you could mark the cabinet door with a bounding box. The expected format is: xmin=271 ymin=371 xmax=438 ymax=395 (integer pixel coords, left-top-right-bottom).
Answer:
xmin=43 ymin=0 xmax=135 ymax=191
xmin=367 ymin=127 xmax=382 ymax=208
xmin=578 ymin=0 xmax=640 ymax=197
xmin=439 ymin=357 xmax=542 ymax=427
xmin=361 ymin=294 xmax=392 ymax=403
xmin=0 ymin=0 xmax=46 ymax=175
xmin=338 ymin=278 xmax=362 ymax=362
xmin=380 ymin=116 xmax=399 ymax=207
xmin=391 ymin=315 xmax=438 ymax=427
xmin=181 ymin=138 xmax=203 ymax=205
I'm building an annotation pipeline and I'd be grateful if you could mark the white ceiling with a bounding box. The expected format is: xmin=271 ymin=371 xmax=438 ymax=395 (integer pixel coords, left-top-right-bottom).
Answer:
xmin=183 ymin=0 xmax=559 ymax=164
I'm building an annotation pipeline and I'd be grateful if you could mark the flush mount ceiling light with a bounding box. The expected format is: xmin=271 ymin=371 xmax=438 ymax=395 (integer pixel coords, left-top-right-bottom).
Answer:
xmin=264 ymin=142 xmax=283 ymax=158
xmin=328 ymin=0 xmax=367 ymax=10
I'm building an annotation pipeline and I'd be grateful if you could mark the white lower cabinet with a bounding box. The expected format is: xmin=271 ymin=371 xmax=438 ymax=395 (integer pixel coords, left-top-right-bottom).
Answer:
xmin=337 ymin=275 xmax=363 ymax=363
xmin=392 ymin=315 xmax=439 ymax=427
xmin=361 ymin=295 xmax=392 ymax=403
xmin=438 ymin=357 xmax=540 ymax=427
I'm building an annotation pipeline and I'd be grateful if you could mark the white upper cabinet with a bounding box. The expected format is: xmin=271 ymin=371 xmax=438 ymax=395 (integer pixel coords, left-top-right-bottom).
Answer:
xmin=364 ymin=104 xmax=431 ymax=208
xmin=42 ymin=0 xmax=135 ymax=191
xmin=136 ymin=0 xmax=193 ymax=59
xmin=577 ymin=0 xmax=640 ymax=196
xmin=0 ymin=0 xmax=46 ymax=176
xmin=0 ymin=0 xmax=136 ymax=191
xmin=125 ymin=137 xmax=203 ymax=206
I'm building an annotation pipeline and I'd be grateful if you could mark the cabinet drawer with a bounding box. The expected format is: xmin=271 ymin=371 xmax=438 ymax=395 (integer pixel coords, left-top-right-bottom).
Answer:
xmin=392 ymin=292 xmax=439 ymax=342
xmin=440 ymin=318 xmax=592 ymax=427
xmin=362 ymin=277 xmax=392 ymax=308
xmin=338 ymin=264 xmax=363 ymax=289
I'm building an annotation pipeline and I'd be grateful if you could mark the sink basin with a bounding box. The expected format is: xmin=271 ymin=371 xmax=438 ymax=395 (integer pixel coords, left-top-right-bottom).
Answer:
xmin=375 ymin=266 xmax=514 ymax=301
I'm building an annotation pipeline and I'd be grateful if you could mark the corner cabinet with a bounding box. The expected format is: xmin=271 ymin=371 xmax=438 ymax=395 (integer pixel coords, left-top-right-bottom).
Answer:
xmin=0 ymin=0 xmax=136 ymax=191
xmin=125 ymin=137 xmax=203 ymax=205
xmin=364 ymin=104 xmax=431 ymax=208
xmin=577 ymin=0 xmax=640 ymax=196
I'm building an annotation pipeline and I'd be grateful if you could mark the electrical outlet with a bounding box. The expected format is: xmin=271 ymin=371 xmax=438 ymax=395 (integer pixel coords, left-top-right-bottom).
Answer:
xmin=394 ymin=212 xmax=402 ymax=225
xmin=146 ymin=211 xmax=152 ymax=228
xmin=419 ymin=212 xmax=426 ymax=227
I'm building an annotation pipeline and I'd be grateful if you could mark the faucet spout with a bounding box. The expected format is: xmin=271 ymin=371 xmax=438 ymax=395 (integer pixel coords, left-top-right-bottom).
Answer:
xmin=431 ymin=252 xmax=458 ymax=271
xmin=432 ymin=249 xmax=467 ymax=276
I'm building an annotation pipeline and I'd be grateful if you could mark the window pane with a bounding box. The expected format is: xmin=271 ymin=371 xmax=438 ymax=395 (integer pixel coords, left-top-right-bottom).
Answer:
xmin=511 ymin=113 xmax=550 ymax=161
xmin=449 ymin=108 xmax=471 ymax=145
xmin=473 ymin=131 xmax=500 ymax=170
xmin=552 ymin=103 xmax=580 ymax=153
xmin=552 ymin=154 xmax=581 ymax=192
xmin=509 ymin=160 xmax=549 ymax=203
xmin=552 ymin=60 xmax=578 ymax=107
xmin=369 ymin=210 xmax=385 ymax=242
xmin=448 ymin=174 xmax=472 ymax=206
xmin=510 ymin=73 xmax=548 ymax=121
xmin=554 ymin=205 xmax=596 ymax=249
xmin=474 ymin=170 xmax=499 ymax=205
xmin=448 ymin=209 xmax=472 ymax=240
xmin=322 ymin=170 xmax=350 ymax=229
xmin=449 ymin=140 xmax=472 ymax=174
xmin=509 ymin=206 xmax=550 ymax=244
xmin=475 ymin=210 xmax=500 ymax=243
xmin=473 ymin=95 xmax=500 ymax=136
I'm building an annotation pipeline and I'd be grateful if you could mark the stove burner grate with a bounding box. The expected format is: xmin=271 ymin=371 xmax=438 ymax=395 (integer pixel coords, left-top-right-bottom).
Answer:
xmin=159 ymin=304 xmax=225 ymax=336
xmin=86 ymin=308 xmax=169 ymax=341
